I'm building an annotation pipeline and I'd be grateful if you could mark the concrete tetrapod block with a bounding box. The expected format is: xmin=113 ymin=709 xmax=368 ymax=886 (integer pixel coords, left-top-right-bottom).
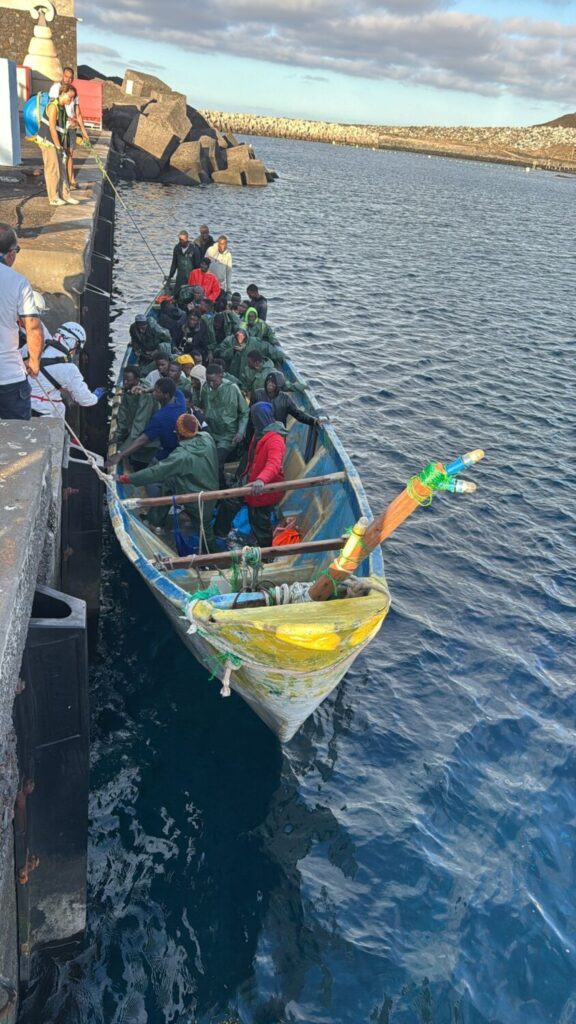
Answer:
xmin=0 ymin=417 xmax=65 ymax=1024
xmin=160 ymin=166 xmax=201 ymax=186
xmin=170 ymin=140 xmax=202 ymax=174
xmin=211 ymin=168 xmax=244 ymax=186
xmin=226 ymin=143 xmax=255 ymax=165
xmin=124 ymin=111 xmax=178 ymax=166
xmin=197 ymin=134 xmax=227 ymax=172
xmin=241 ymin=159 xmax=269 ymax=186
xmin=145 ymin=94 xmax=192 ymax=144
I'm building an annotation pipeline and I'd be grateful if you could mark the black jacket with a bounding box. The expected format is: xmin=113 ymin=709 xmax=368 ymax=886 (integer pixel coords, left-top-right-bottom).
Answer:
xmin=169 ymin=242 xmax=195 ymax=279
xmin=252 ymin=387 xmax=316 ymax=427
xmin=250 ymin=294 xmax=268 ymax=321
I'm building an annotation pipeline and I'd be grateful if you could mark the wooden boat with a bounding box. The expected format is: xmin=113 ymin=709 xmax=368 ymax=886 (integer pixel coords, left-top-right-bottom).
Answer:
xmin=108 ymin=303 xmax=391 ymax=742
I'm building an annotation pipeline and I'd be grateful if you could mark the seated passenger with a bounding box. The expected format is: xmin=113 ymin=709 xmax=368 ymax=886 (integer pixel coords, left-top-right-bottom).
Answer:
xmin=229 ymin=291 xmax=242 ymax=314
xmin=157 ymin=299 xmax=186 ymax=346
xmin=214 ymin=402 xmax=287 ymax=548
xmin=130 ymin=313 xmax=172 ymax=371
xmin=144 ymin=353 xmax=171 ymax=387
xmin=220 ymin=327 xmax=249 ymax=378
xmin=243 ymin=307 xmax=285 ymax=365
xmin=118 ymin=413 xmax=219 ymax=542
xmin=206 ymin=303 xmax=241 ymax=358
xmin=240 ymin=349 xmax=275 ymax=398
xmin=112 ymin=366 xmax=159 ymax=469
xmin=252 ymin=370 xmax=319 ymax=428
xmin=246 ymin=284 xmax=268 ymax=321
xmin=167 ymin=360 xmax=194 ymax=403
xmin=199 ymin=363 xmax=249 ymax=485
xmin=187 ymin=258 xmax=221 ymax=302
xmin=108 ymin=377 xmax=185 ymax=467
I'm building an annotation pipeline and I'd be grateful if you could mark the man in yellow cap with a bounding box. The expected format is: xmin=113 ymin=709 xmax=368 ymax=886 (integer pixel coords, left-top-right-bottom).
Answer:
xmin=118 ymin=413 xmax=219 ymax=545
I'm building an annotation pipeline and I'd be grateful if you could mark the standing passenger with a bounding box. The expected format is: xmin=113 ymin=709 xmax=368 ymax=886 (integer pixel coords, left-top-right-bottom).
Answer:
xmin=199 ymin=364 xmax=248 ymax=484
xmin=167 ymin=231 xmax=195 ymax=297
xmin=246 ymin=284 xmax=268 ymax=321
xmin=205 ymin=235 xmax=233 ymax=296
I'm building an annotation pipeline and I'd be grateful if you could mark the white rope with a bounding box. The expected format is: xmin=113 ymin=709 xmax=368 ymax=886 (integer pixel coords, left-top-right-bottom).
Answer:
xmin=34 ymin=376 xmax=116 ymax=492
xmin=220 ymin=661 xmax=233 ymax=697
xmin=197 ymin=490 xmax=211 ymax=557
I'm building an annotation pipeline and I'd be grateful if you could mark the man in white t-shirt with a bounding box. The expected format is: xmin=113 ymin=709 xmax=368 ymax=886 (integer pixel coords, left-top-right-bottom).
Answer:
xmin=205 ymin=235 xmax=233 ymax=296
xmin=49 ymin=67 xmax=89 ymax=189
xmin=0 ymin=225 xmax=43 ymax=419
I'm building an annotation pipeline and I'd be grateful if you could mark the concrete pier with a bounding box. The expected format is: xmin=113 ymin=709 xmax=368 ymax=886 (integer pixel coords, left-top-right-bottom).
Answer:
xmin=0 ymin=418 xmax=66 ymax=1024
xmin=0 ymin=130 xmax=115 ymax=1021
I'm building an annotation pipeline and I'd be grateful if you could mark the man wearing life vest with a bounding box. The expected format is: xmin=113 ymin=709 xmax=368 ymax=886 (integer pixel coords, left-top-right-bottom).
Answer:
xmin=36 ymin=88 xmax=81 ymax=207
xmin=49 ymin=67 xmax=90 ymax=190
xmin=21 ymin=322 xmax=105 ymax=418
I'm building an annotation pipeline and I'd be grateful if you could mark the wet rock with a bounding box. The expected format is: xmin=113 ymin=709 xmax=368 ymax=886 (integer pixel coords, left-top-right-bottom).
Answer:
xmin=160 ymin=166 xmax=199 ymax=186
xmin=124 ymin=146 xmax=161 ymax=180
xmin=226 ymin=143 xmax=255 ymax=165
xmin=241 ymin=159 xmax=268 ymax=185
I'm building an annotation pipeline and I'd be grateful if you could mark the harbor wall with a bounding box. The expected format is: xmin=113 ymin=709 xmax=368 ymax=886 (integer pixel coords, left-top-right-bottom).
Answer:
xmin=0 ymin=132 xmax=115 ymax=1022
xmin=203 ymin=112 xmax=576 ymax=173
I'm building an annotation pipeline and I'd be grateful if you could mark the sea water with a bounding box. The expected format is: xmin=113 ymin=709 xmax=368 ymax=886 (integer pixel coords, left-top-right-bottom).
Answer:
xmin=21 ymin=139 xmax=576 ymax=1024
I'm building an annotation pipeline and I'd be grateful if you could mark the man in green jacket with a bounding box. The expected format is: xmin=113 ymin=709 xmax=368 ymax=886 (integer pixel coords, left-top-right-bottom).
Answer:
xmin=240 ymin=350 xmax=275 ymax=398
xmin=243 ymin=308 xmax=285 ymax=365
xmin=199 ymin=364 xmax=249 ymax=484
xmin=118 ymin=413 xmax=219 ymax=542
xmin=112 ymin=367 xmax=159 ymax=469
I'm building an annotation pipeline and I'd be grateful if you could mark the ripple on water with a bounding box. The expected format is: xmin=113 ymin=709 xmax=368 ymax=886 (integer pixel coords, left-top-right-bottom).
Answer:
xmin=18 ymin=138 xmax=576 ymax=1024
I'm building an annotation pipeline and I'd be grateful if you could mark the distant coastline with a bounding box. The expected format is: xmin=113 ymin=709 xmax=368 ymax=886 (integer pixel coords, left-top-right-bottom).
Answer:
xmin=203 ymin=112 xmax=576 ymax=174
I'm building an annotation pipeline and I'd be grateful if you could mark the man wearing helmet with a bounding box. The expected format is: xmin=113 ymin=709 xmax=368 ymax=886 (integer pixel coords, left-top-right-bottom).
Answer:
xmin=21 ymin=321 xmax=106 ymax=418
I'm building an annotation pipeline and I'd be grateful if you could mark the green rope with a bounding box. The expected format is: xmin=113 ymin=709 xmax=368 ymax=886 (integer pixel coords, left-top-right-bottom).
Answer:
xmin=187 ymin=584 xmax=220 ymax=604
xmin=207 ymin=650 xmax=242 ymax=680
xmin=406 ymin=462 xmax=449 ymax=506
xmin=312 ymin=568 xmax=339 ymax=598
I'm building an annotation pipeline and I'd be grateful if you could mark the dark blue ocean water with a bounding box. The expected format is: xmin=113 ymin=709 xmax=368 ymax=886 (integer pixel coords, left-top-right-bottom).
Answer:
xmin=24 ymin=139 xmax=576 ymax=1023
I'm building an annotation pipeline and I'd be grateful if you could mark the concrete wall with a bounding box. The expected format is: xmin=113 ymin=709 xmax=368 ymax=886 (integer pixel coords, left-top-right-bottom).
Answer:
xmin=0 ymin=418 xmax=66 ymax=1024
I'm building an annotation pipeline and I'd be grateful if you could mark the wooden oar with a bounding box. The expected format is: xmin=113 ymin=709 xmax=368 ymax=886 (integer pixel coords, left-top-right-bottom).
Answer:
xmin=309 ymin=450 xmax=485 ymax=601
xmin=121 ymin=471 xmax=345 ymax=509
xmin=162 ymin=536 xmax=345 ymax=570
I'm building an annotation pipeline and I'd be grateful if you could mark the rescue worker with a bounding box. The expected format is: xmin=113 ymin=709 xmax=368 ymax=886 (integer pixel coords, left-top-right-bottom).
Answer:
xmin=243 ymin=307 xmax=285 ymax=365
xmin=108 ymin=377 xmax=185 ymax=467
xmin=252 ymin=370 xmax=319 ymax=428
xmin=246 ymin=284 xmax=268 ymax=321
xmin=111 ymin=366 xmax=159 ymax=470
xmin=214 ymin=402 xmax=287 ymax=548
xmin=240 ymin=349 xmax=275 ymax=398
xmin=167 ymin=231 xmax=195 ymax=297
xmin=187 ymin=258 xmax=221 ymax=302
xmin=37 ymin=86 xmax=81 ymax=207
xmin=22 ymin=321 xmax=105 ymax=418
xmin=118 ymin=413 xmax=219 ymax=542
xmin=199 ymin=364 xmax=249 ymax=485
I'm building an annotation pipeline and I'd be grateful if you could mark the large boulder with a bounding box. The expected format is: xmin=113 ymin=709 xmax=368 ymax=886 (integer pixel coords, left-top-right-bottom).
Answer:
xmin=211 ymin=168 xmax=244 ymax=186
xmin=185 ymin=106 xmax=219 ymax=140
xmin=103 ymin=102 xmax=142 ymax=134
xmin=241 ymin=160 xmax=268 ymax=186
xmin=145 ymin=94 xmax=191 ymax=143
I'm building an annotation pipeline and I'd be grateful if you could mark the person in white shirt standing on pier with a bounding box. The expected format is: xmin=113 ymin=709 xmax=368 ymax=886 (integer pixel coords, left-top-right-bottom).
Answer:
xmin=49 ymin=67 xmax=90 ymax=190
xmin=205 ymin=235 xmax=233 ymax=298
xmin=0 ymin=225 xmax=43 ymax=419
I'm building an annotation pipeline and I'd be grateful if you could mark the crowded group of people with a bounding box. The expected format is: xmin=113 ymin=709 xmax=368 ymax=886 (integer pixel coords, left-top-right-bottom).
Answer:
xmin=110 ymin=226 xmax=321 ymax=551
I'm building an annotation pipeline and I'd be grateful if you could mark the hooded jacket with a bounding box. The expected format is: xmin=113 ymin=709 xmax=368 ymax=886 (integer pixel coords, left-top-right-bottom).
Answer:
xmin=252 ymin=372 xmax=317 ymax=427
xmin=241 ymin=357 xmax=276 ymax=397
xmin=127 ymin=432 xmax=219 ymax=496
xmin=199 ymin=378 xmax=249 ymax=448
xmin=245 ymin=404 xmax=287 ymax=507
xmin=242 ymin=309 xmax=285 ymax=365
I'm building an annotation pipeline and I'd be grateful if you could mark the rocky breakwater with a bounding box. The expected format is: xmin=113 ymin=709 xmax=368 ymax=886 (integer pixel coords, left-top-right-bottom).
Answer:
xmin=205 ymin=111 xmax=576 ymax=173
xmin=97 ymin=69 xmax=277 ymax=186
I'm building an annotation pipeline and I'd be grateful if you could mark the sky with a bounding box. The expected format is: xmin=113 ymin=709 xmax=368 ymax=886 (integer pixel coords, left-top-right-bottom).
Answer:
xmin=75 ymin=0 xmax=576 ymax=126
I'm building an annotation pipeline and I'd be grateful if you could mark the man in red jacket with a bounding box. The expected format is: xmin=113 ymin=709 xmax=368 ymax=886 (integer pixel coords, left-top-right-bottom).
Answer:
xmin=187 ymin=258 xmax=221 ymax=302
xmin=215 ymin=401 xmax=286 ymax=546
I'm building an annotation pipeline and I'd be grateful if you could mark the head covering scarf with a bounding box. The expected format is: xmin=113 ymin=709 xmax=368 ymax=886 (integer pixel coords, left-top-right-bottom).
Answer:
xmin=264 ymin=371 xmax=284 ymax=395
xmin=250 ymin=401 xmax=274 ymax=439
xmin=190 ymin=364 xmax=206 ymax=383
xmin=242 ymin=306 xmax=259 ymax=324
xmin=176 ymin=413 xmax=200 ymax=438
